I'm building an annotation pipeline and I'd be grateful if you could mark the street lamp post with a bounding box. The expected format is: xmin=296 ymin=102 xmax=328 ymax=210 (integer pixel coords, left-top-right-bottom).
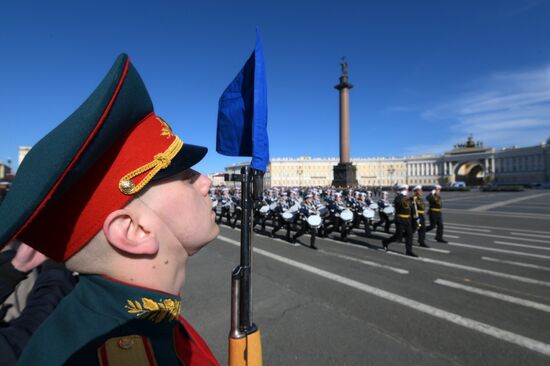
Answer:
xmin=298 ymin=167 xmax=303 ymax=187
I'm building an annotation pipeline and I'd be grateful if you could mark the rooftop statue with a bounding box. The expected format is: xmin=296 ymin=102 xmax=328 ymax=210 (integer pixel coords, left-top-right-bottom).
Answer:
xmin=340 ymin=56 xmax=348 ymax=75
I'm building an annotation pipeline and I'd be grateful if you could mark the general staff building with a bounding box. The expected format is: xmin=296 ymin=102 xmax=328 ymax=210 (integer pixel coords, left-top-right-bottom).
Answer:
xmin=220 ymin=136 xmax=550 ymax=188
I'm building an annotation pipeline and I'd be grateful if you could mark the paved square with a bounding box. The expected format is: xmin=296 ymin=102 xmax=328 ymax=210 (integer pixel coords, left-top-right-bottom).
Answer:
xmin=184 ymin=190 xmax=550 ymax=365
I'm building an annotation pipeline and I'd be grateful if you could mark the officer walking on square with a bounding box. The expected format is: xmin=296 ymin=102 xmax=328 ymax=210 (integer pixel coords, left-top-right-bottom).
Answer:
xmin=382 ymin=185 xmax=417 ymax=257
xmin=426 ymin=184 xmax=448 ymax=243
xmin=411 ymin=185 xmax=429 ymax=248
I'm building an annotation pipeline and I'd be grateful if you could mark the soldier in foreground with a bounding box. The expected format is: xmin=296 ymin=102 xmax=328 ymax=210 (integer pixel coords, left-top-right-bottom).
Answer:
xmin=0 ymin=54 xmax=219 ymax=365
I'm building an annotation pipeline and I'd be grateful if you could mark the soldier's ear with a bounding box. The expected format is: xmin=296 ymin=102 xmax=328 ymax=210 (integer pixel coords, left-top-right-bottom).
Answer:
xmin=102 ymin=209 xmax=160 ymax=256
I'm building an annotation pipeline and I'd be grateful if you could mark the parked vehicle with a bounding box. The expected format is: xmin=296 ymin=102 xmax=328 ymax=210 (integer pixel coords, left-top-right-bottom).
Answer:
xmin=450 ymin=181 xmax=466 ymax=188
xmin=531 ymin=183 xmax=550 ymax=189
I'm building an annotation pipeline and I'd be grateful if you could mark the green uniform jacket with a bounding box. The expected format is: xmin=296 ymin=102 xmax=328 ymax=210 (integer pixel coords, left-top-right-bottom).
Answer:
xmin=427 ymin=193 xmax=443 ymax=211
xmin=411 ymin=195 xmax=426 ymax=214
xmin=393 ymin=194 xmax=411 ymax=217
xmin=17 ymin=275 xmax=219 ymax=365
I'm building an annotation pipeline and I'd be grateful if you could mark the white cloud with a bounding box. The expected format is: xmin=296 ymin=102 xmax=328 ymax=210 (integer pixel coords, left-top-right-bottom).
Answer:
xmin=422 ymin=64 xmax=550 ymax=150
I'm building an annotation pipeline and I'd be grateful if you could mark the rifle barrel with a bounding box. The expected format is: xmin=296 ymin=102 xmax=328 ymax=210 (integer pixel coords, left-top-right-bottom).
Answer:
xmin=239 ymin=166 xmax=253 ymax=329
xmin=228 ymin=166 xmax=263 ymax=366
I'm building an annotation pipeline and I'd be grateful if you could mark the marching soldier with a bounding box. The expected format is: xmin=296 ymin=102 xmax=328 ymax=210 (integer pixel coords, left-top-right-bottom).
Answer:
xmin=218 ymin=187 xmax=234 ymax=227
xmin=426 ymin=184 xmax=448 ymax=243
xmin=411 ymin=185 xmax=429 ymax=248
xmin=271 ymin=192 xmax=295 ymax=241
xmin=348 ymin=190 xmax=357 ymax=214
xmin=292 ymin=194 xmax=319 ymax=249
xmin=265 ymin=189 xmax=280 ymax=231
xmin=350 ymin=191 xmax=362 ymax=229
xmin=209 ymin=188 xmax=218 ymax=213
xmin=373 ymin=191 xmax=393 ymax=233
xmin=366 ymin=190 xmax=374 ymax=203
xmin=328 ymin=193 xmax=351 ymax=242
xmin=230 ymin=188 xmax=242 ymax=228
xmin=289 ymin=190 xmax=302 ymax=231
xmin=314 ymin=192 xmax=330 ymax=237
xmin=354 ymin=192 xmax=373 ymax=236
xmin=313 ymin=191 xmax=322 ymax=206
xmin=264 ymin=189 xmax=275 ymax=205
xmin=253 ymin=189 xmax=272 ymax=233
xmin=382 ymin=185 xmax=418 ymax=257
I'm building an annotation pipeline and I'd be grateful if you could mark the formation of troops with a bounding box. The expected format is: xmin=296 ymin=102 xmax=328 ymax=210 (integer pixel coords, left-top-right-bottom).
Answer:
xmin=210 ymin=184 xmax=447 ymax=256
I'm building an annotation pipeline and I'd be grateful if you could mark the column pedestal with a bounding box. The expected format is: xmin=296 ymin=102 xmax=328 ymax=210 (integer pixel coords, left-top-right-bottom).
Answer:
xmin=332 ymin=162 xmax=358 ymax=188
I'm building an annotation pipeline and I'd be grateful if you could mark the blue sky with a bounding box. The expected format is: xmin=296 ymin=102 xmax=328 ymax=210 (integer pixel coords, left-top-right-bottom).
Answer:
xmin=1 ymin=0 xmax=550 ymax=174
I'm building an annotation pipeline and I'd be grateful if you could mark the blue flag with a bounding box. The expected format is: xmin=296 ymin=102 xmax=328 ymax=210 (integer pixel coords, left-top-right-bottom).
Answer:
xmin=216 ymin=29 xmax=269 ymax=172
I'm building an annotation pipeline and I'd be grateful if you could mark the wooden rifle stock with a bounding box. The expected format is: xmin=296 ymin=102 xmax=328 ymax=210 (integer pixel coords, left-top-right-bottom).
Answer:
xmin=228 ymin=166 xmax=263 ymax=366
xmin=229 ymin=329 xmax=262 ymax=366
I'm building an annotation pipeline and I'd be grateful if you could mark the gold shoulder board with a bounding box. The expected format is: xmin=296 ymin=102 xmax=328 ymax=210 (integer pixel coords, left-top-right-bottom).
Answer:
xmin=98 ymin=335 xmax=158 ymax=366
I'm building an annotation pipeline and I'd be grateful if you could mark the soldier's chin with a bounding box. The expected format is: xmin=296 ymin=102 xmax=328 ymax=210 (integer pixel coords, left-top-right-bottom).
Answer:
xmin=212 ymin=224 xmax=220 ymax=238
xmin=189 ymin=227 xmax=220 ymax=256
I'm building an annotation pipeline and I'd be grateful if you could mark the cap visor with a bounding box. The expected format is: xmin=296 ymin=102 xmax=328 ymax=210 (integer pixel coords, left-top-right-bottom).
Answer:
xmin=152 ymin=143 xmax=208 ymax=182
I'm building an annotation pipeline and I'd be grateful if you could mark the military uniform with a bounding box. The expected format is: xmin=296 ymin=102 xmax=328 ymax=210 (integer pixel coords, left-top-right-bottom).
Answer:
xmin=0 ymin=252 xmax=76 ymax=365
xmin=0 ymin=54 xmax=219 ymax=365
xmin=292 ymin=197 xmax=319 ymax=249
xmin=259 ymin=190 xmax=278 ymax=233
xmin=271 ymin=194 xmax=296 ymax=241
xmin=426 ymin=186 xmax=447 ymax=243
xmin=382 ymin=186 xmax=417 ymax=257
xmin=18 ymin=275 xmax=216 ymax=365
xmin=230 ymin=191 xmax=242 ymax=228
xmin=328 ymin=195 xmax=350 ymax=242
xmin=373 ymin=194 xmax=393 ymax=233
xmin=218 ymin=190 xmax=233 ymax=227
xmin=354 ymin=194 xmax=372 ymax=236
xmin=411 ymin=187 xmax=429 ymax=247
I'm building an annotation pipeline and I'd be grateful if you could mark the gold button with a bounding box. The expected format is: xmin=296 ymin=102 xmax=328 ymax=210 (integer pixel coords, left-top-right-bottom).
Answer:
xmin=119 ymin=179 xmax=136 ymax=194
xmin=117 ymin=337 xmax=135 ymax=350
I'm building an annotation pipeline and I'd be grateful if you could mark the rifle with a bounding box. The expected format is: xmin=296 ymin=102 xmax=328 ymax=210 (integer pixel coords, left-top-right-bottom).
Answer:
xmin=227 ymin=166 xmax=263 ymax=366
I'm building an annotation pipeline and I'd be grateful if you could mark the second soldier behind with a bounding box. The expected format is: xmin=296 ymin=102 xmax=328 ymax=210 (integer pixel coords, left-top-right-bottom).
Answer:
xmin=411 ymin=185 xmax=429 ymax=248
xmin=425 ymin=184 xmax=448 ymax=243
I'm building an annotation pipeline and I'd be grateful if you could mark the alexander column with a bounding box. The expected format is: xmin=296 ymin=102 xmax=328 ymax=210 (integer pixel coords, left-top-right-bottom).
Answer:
xmin=332 ymin=57 xmax=358 ymax=187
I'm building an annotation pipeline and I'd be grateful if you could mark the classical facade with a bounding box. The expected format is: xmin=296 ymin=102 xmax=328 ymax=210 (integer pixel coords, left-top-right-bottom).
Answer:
xmin=207 ymin=173 xmax=226 ymax=187
xmin=0 ymin=164 xmax=11 ymax=181
xmin=18 ymin=146 xmax=32 ymax=165
xmin=221 ymin=136 xmax=550 ymax=188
